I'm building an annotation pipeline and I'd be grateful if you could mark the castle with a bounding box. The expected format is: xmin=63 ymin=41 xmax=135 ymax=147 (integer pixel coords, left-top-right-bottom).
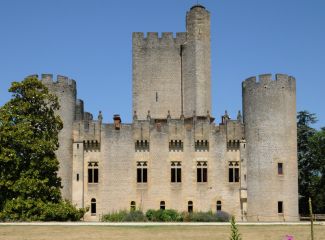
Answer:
xmin=33 ymin=5 xmax=298 ymax=221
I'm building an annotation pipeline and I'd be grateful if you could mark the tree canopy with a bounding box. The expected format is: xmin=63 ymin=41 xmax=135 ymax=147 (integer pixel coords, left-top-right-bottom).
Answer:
xmin=297 ymin=111 xmax=325 ymax=214
xmin=0 ymin=76 xmax=84 ymax=221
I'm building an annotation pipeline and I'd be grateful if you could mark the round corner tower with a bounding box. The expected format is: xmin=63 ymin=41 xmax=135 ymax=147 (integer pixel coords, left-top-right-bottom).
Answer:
xmin=41 ymin=73 xmax=77 ymax=201
xmin=242 ymin=74 xmax=298 ymax=221
xmin=183 ymin=4 xmax=211 ymax=117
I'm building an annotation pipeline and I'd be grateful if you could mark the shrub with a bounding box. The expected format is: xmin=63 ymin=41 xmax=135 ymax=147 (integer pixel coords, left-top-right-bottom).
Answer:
xmin=102 ymin=210 xmax=147 ymax=222
xmin=230 ymin=216 xmax=242 ymax=240
xmin=182 ymin=211 xmax=231 ymax=222
xmin=145 ymin=209 xmax=182 ymax=222
xmin=123 ymin=210 xmax=147 ymax=222
xmin=101 ymin=209 xmax=230 ymax=222
xmin=0 ymin=197 xmax=86 ymax=222
xmin=101 ymin=210 xmax=128 ymax=222
xmin=216 ymin=210 xmax=231 ymax=222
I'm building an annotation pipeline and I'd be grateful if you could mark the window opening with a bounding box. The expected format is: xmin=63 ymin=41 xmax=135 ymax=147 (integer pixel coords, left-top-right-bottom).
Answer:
xmin=228 ymin=161 xmax=239 ymax=182
xmin=88 ymin=162 xmax=99 ymax=183
xmin=91 ymin=198 xmax=96 ymax=215
xmin=278 ymin=162 xmax=283 ymax=175
xmin=160 ymin=201 xmax=165 ymax=210
xmin=188 ymin=201 xmax=193 ymax=213
xmin=197 ymin=161 xmax=208 ymax=182
xmin=137 ymin=161 xmax=148 ymax=183
xmin=171 ymin=161 xmax=182 ymax=183
xmin=216 ymin=201 xmax=222 ymax=211
xmin=130 ymin=201 xmax=136 ymax=211
xmin=278 ymin=201 xmax=283 ymax=214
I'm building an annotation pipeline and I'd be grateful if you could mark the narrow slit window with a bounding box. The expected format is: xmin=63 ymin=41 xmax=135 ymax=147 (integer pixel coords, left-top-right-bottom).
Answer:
xmin=188 ymin=201 xmax=193 ymax=213
xmin=278 ymin=163 xmax=283 ymax=175
xmin=91 ymin=198 xmax=96 ymax=215
xmin=156 ymin=92 xmax=158 ymax=102
xmin=278 ymin=201 xmax=283 ymax=214
xmin=216 ymin=201 xmax=222 ymax=211
xmin=76 ymin=173 xmax=79 ymax=181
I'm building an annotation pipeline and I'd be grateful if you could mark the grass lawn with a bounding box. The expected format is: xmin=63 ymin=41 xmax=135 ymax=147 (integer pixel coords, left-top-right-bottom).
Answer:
xmin=0 ymin=225 xmax=324 ymax=240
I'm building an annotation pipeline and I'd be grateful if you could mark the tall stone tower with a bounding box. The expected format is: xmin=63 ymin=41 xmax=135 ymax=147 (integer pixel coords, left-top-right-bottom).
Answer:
xmin=132 ymin=5 xmax=211 ymax=120
xmin=182 ymin=5 xmax=211 ymax=117
xmin=242 ymin=74 xmax=298 ymax=221
xmin=41 ymin=74 xmax=76 ymax=201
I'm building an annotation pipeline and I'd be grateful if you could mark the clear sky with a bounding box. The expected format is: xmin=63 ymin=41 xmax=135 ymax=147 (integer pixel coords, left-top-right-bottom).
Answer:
xmin=0 ymin=0 xmax=324 ymax=128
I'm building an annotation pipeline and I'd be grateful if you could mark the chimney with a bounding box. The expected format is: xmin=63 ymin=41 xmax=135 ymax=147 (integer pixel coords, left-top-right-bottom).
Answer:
xmin=113 ymin=114 xmax=121 ymax=130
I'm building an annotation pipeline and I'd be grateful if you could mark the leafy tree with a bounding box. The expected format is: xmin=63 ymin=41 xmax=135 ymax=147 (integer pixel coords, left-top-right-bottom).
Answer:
xmin=229 ymin=216 xmax=241 ymax=240
xmin=307 ymin=128 xmax=325 ymax=213
xmin=297 ymin=111 xmax=325 ymax=213
xmin=297 ymin=111 xmax=317 ymax=213
xmin=0 ymin=76 xmax=84 ymax=221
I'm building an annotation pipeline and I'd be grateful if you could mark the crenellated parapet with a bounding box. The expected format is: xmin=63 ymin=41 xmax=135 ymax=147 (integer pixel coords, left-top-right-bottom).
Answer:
xmin=242 ymin=73 xmax=296 ymax=92
xmin=132 ymin=32 xmax=187 ymax=48
xmin=40 ymin=73 xmax=76 ymax=91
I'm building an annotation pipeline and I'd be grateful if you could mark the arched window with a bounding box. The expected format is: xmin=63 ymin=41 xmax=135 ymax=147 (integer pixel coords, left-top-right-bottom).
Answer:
xmin=130 ymin=201 xmax=136 ymax=211
xmin=91 ymin=198 xmax=96 ymax=215
xmin=160 ymin=201 xmax=165 ymax=210
xmin=216 ymin=201 xmax=222 ymax=211
xmin=188 ymin=201 xmax=193 ymax=213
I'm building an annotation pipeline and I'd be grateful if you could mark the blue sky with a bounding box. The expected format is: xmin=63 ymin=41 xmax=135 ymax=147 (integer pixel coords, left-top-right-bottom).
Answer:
xmin=0 ymin=0 xmax=324 ymax=128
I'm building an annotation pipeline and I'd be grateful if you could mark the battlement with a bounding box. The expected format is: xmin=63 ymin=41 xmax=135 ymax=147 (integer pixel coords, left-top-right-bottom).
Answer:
xmin=242 ymin=73 xmax=296 ymax=90
xmin=132 ymin=32 xmax=187 ymax=47
xmin=40 ymin=73 xmax=76 ymax=88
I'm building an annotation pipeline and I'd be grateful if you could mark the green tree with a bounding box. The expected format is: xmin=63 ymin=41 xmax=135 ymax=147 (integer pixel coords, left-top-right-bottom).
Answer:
xmin=229 ymin=216 xmax=241 ymax=240
xmin=297 ymin=111 xmax=325 ymax=214
xmin=297 ymin=111 xmax=317 ymax=213
xmin=0 ymin=76 xmax=84 ymax=221
xmin=307 ymin=128 xmax=325 ymax=213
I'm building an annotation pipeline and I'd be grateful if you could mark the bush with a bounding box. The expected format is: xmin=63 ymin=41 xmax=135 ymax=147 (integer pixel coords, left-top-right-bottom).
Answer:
xmin=0 ymin=197 xmax=86 ymax=222
xmin=216 ymin=210 xmax=231 ymax=222
xmin=102 ymin=210 xmax=147 ymax=222
xmin=182 ymin=211 xmax=231 ymax=222
xmin=101 ymin=210 xmax=128 ymax=222
xmin=123 ymin=210 xmax=147 ymax=222
xmin=101 ymin=209 xmax=230 ymax=222
xmin=145 ymin=209 xmax=182 ymax=222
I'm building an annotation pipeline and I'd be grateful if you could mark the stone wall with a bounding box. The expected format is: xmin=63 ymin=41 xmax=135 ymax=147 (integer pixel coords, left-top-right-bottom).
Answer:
xmin=41 ymin=74 xmax=76 ymax=201
xmin=76 ymin=117 xmax=245 ymax=221
xmin=243 ymin=74 xmax=298 ymax=221
xmin=132 ymin=5 xmax=211 ymax=120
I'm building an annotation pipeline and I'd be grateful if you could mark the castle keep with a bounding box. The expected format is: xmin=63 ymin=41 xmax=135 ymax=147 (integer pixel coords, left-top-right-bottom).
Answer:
xmin=36 ymin=5 xmax=298 ymax=221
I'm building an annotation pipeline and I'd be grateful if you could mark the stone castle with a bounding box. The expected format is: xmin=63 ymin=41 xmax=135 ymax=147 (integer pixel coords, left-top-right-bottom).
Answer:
xmin=32 ymin=5 xmax=298 ymax=221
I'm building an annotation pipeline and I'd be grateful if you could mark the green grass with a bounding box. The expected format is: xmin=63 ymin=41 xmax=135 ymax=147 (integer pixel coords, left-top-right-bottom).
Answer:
xmin=0 ymin=225 xmax=324 ymax=240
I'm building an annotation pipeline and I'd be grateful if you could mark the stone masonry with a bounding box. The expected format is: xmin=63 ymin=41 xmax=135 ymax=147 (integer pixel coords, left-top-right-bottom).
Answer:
xmin=32 ymin=5 xmax=298 ymax=221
